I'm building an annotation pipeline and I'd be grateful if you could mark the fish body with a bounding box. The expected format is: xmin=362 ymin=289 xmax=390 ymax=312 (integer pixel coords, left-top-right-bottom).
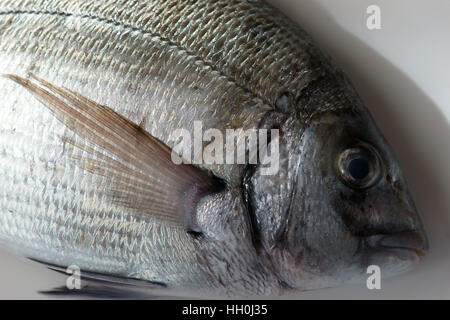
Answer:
xmin=0 ymin=0 xmax=428 ymax=297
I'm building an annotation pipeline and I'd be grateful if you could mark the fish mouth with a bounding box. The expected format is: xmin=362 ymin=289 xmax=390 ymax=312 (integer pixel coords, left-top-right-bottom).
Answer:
xmin=365 ymin=230 xmax=429 ymax=262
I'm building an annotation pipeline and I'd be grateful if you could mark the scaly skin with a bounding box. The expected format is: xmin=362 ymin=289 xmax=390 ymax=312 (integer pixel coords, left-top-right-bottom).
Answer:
xmin=0 ymin=0 xmax=427 ymax=297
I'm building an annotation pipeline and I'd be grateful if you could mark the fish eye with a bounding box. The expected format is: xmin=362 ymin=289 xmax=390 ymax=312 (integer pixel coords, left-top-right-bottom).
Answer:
xmin=335 ymin=144 xmax=382 ymax=189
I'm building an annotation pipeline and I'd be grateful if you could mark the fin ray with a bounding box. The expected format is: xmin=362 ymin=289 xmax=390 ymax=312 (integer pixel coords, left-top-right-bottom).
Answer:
xmin=5 ymin=74 xmax=224 ymax=230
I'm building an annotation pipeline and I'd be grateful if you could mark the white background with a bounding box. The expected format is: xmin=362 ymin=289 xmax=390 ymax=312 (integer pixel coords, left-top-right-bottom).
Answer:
xmin=0 ymin=0 xmax=449 ymax=299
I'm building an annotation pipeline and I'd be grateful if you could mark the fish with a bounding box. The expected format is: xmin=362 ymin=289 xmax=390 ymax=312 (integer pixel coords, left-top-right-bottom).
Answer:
xmin=0 ymin=0 xmax=428 ymax=298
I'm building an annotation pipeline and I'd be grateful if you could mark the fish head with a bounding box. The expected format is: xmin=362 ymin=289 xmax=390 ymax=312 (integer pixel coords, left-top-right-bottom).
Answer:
xmin=250 ymin=79 xmax=428 ymax=290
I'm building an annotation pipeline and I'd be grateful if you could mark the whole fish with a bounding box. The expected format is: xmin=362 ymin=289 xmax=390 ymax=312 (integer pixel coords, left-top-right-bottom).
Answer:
xmin=0 ymin=0 xmax=428 ymax=298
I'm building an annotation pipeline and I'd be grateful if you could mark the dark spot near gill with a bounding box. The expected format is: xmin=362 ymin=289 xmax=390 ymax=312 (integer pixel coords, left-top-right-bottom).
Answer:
xmin=275 ymin=92 xmax=293 ymax=114
xmin=195 ymin=170 xmax=227 ymax=198
xmin=187 ymin=230 xmax=205 ymax=240
xmin=209 ymin=175 xmax=227 ymax=194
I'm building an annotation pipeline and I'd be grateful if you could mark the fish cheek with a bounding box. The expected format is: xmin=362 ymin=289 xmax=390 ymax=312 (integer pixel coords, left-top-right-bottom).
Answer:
xmin=272 ymin=126 xmax=361 ymax=286
xmin=332 ymin=179 xmax=422 ymax=238
xmin=331 ymin=188 xmax=378 ymax=236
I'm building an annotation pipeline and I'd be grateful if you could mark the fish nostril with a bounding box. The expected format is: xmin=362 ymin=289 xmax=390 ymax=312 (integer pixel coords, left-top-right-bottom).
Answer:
xmin=386 ymin=173 xmax=393 ymax=183
xmin=393 ymin=180 xmax=403 ymax=191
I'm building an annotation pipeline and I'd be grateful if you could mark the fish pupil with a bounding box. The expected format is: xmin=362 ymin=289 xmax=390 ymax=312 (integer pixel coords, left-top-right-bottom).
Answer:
xmin=348 ymin=158 xmax=370 ymax=180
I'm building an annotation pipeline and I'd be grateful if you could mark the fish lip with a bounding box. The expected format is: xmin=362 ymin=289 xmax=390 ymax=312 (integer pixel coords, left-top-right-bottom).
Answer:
xmin=366 ymin=230 xmax=429 ymax=259
xmin=378 ymin=247 xmax=423 ymax=266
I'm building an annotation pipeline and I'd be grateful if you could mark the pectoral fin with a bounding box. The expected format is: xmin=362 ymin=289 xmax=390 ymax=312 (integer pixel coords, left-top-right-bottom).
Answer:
xmin=5 ymin=74 xmax=224 ymax=232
